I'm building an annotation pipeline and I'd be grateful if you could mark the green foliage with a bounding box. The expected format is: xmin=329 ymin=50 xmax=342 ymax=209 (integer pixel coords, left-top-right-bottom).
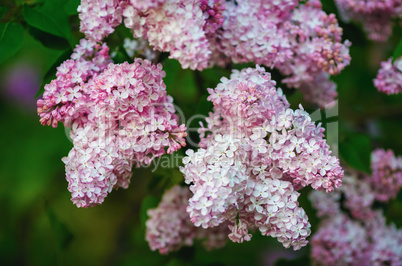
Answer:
xmin=22 ymin=0 xmax=72 ymax=41
xmin=27 ymin=25 xmax=70 ymax=50
xmin=393 ymin=39 xmax=402 ymax=61
xmin=0 ymin=6 xmax=8 ymax=19
xmin=140 ymin=195 xmax=160 ymax=229
xmin=64 ymin=0 xmax=80 ymax=16
xmin=45 ymin=202 xmax=73 ymax=250
xmin=339 ymin=133 xmax=372 ymax=173
xmin=164 ymin=59 xmax=198 ymax=104
xmin=0 ymin=22 xmax=24 ymax=63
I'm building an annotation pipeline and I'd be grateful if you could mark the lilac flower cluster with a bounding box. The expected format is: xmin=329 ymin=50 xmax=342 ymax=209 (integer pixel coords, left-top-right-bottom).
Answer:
xmin=211 ymin=0 xmax=351 ymax=107
xmin=309 ymin=149 xmax=402 ymax=265
xmin=37 ymin=40 xmax=187 ymax=207
xmin=179 ymin=66 xmax=343 ymax=250
xmin=335 ymin=0 xmax=402 ymax=42
xmin=78 ymin=0 xmax=123 ymax=42
xmin=37 ymin=39 xmax=111 ymax=128
xmin=76 ymin=0 xmax=350 ymax=107
xmin=311 ymin=212 xmax=402 ymax=266
xmin=122 ymin=0 xmax=212 ymax=70
xmin=212 ymin=0 xmax=351 ymax=92
xmin=374 ymin=57 xmax=402 ymax=95
xmin=146 ymin=185 xmax=229 ymax=254
xmin=370 ymin=149 xmax=402 ymax=201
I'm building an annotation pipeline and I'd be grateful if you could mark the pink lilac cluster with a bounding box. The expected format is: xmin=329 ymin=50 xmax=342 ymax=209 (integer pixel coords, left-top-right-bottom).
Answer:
xmin=200 ymin=0 xmax=225 ymax=34
xmin=78 ymin=0 xmax=225 ymax=70
xmin=76 ymin=0 xmax=349 ymax=107
xmin=122 ymin=0 xmax=212 ymax=70
xmin=209 ymin=0 xmax=350 ymax=107
xmin=37 ymin=40 xmax=186 ymax=208
xmin=311 ymin=214 xmax=369 ymax=265
xmin=370 ymin=149 xmax=402 ymax=201
xmin=37 ymin=39 xmax=111 ymax=128
xmin=335 ymin=0 xmax=402 ymax=42
xmin=311 ymin=212 xmax=402 ymax=266
xmin=180 ymin=66 xmax=343 ymax=250
xmin=310 ymin=149 xmax=402 ymax=220
xmin=146 ymin=185 xmax=229 ymax=254
xmin=309 ymin=149 xmax=402 ymax=265
xmin=78 ymin=0 xmax=123 ymax=42
xmin=374 ymin=57 xmax=402 ymax=95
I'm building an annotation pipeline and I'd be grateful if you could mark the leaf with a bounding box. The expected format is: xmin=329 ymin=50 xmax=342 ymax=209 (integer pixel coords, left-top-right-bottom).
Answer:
xmin=27 ymin=25 xmax=70 ymax=50
xmin=22 ymin=0 xmax=72 ymax=41
xmin=392 ymin=39 xmax=402 ymax=62
xmin=140 ymin=195 xmax=160 ymax=228
xmin=35 ymin=48 xmax=72 ymax=98
xmin=0 ymin=22 xmax=24 ymax=64
xmin=45 ymin=203 xmax=73 ymax=250
xmin=0 ymin=6 xmax=8 ymax=19
xmin=195 ymin=94 xmax=213 ymax=117
xmin=112 ymin=46 xmax=132 ymax=64
xmin=163 ymin=59 xmax=198 ymax=104
xmin=64 ymin=0 xmax=80 ymax=15
xmin=339 ymin=133 xmax=372 ymax=173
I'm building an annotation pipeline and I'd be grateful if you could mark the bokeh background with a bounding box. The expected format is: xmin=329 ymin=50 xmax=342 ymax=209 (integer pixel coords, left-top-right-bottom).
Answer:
xmin=0 ymin=0 xmax=401 ymax=265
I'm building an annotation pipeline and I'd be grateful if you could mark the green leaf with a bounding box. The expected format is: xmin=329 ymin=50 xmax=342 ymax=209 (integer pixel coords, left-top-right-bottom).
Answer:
xmin=163 ymin=59 xmax=198 ymax=104
xmin=45 ymin=203 xmax=73 ymax=250
xmin=0 ymin=6 xmax=8 ymax=20
xmin=140 ymin=195 xmax=160 ymax=228
xmin=0 ymin=22 xmax=24 ymax=64
xmin=195 ymin=94 xmax=213 ymax=117
xmin=392 ymin=39 xmax=402 ymax=62
xmin=22 ymin=0 xmax=71 ymax=41
xmin=112 ymin=46 xmax=132 ymax=64
xmin=27 ymin=25 xmax=70 ymax=50
xmin=339 ymin=133 xmax=372 ymax=173
xmin=64 ymin=0 xmax=80 ymax=15
xmin=36 ymin=48 xmax=72 ymax=98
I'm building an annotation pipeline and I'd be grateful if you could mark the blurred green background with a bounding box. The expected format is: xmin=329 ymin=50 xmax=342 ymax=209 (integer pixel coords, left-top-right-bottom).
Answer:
xmin=0 ymin=0 xmax=401 ymax=265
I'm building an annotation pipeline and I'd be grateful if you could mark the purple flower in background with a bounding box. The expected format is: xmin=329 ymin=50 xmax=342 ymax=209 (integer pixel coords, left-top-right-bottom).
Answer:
xmin=4 ymin=63 xmax=40 ymax=111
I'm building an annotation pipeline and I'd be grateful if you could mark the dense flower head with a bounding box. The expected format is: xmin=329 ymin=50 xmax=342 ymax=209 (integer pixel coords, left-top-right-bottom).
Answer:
xmin=128 ymin=0 xmax=166 ymax=11
xmin=37 ymin=39 xmax=112 ymax=128
xmin=311 ymin=212 xmax=402 ymax=266
xmin=335 ymin=0 xmax=402 ymax=41
xmin=76 ymin=0 xmax=350 ymax=107
xmin=78 ymin=0 xmax=123 ymax=42
xmin=311 ymin=214 xmax=369 ymax=265
xmin=122 ymin=0 xmax=211 ymax=70
xmin=298 ymin=73 xmax=338 ymax=109
xmin=309 ymin=149 xmax=402 ymax=265
xmin=209 ymin=0 xmax=350 ymax=107
xmin=200 ymin=0 xmax=225 ymax=34
xmin=310 ymin=149 xmax=402 ymax=220
xmin=38 ymin=40 xmax=186 ymax=207
xmin=146 ymin=185 xmax=229 ymax=254
xmin=374 ymin=57 xmax=402 ymax=95
xmin=370 ymin=149 xmax=402 ymax=201
xmin=180 ymin=66 xmax=343 ymax=250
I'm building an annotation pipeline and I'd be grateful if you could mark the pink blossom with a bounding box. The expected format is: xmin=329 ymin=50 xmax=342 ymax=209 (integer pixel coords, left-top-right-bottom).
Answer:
xmin=374 ymin=57 xmax=402 ymax=95
xmin=181 ymin=66 xmax=342 ymax=250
